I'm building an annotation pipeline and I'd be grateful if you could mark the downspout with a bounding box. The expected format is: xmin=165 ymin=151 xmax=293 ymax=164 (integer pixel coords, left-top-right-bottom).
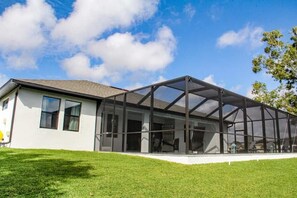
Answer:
xmin=0 ymin=86 xmax=19 ymax=146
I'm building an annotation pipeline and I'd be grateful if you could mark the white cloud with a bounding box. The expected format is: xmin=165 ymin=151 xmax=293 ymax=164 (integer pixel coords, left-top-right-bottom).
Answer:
xmin=124 ymin=75 xmax=166 ymax=90
xmin=6 ymin=53 xmax=37 ymax=69
xmin=0 ymin=0 xmax=176 ymax=86
xmin=86 ymin=26 xmax=175 ymax=72
xmin=124 ymin=83 xmax=144 ymax=90
xmin=57 ymin=1 xmax=175 ymax=84
xmin=217 ymin=25 xmax=264 ymax=48
xmin=0 ymin=0 xmax=56 ymax=69
xmin=202 ymin=74 xmax=225 ymax=87
xmin=52 ymin=0 xmax=159 ymax=46
xmin=0 ymin=0 xmax=55 ymax=51
xmin=61 ymin=53 xmax=109 ymax=81
xmin=246 ymin=86 xmax=255 ymax=99
xmin=217 ymin=27 xmax=248 ymax=47
xmin=203 ymin=74 xmax=217 ymax=85
xmin=0 ymin=73 xmax=8 ymax=87
xmin=230 ymin=85 xmax=242 ymax=92
xmin=62 ymin=26 xmax=175 ymax=82
xmin=152 ymin=75 xmax=167 ymax=84
xmin=183 ymin=3 xmax=196 ymax=19
xmin=249 ymin=27 xmax=264 ymax=48
xmin=203 ymin=75 xmax=243 ymax=95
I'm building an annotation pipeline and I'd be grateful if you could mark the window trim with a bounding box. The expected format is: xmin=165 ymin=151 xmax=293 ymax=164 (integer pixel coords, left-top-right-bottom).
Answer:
xmin=63 ymin=99 xmax=82 ymax=132
xmin=40 ymin=96 xmax=61 ymax=130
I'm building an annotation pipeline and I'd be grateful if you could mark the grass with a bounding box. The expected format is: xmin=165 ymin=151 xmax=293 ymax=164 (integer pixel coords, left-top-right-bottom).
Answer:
xmin=0 ymin=148 xmax=297 ymax=198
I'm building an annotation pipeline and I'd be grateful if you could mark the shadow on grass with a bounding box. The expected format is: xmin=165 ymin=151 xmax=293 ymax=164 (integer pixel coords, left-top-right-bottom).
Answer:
xmin=0 ymin=150 xmax=94 ymax=197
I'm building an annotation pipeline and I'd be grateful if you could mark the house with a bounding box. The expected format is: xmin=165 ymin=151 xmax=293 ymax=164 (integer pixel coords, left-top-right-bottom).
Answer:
xmin=0 ymin=76 xmax=296 ymax=154
xmin=0 ymin=79 xmax=125 ymax=151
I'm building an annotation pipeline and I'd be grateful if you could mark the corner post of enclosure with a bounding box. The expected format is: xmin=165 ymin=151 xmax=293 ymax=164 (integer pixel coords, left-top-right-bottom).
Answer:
xmin=218 ymin=88 xmax=224 ymax=154
xmin=261 ymin=105 xmax=267 ymax=152
xmin=94 ymin=100 xmax=102 ymax=151
xmin=243 ymin=98 xmax=248 ymax=152
xmin=275 ymin=109 xmax=281 ymax=153
xmin=287 ymin=114 xmax=293 ymax=152
xmin=100 ymin=99 xmax=106 ymax=151
xmin=111 ymin=96 xmax=116 ymax=152
xmin=185 ymin=76 xmax=190 ymax=154
xmin=123 ymin=93 xmax=127 ymax=152
xmin=149 ymin=85 xmax=154 ymax=153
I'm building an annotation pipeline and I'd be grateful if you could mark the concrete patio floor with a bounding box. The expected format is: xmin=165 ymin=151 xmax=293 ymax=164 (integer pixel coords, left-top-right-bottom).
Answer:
xmin=122 ymin=152 xmax=297 ymax=165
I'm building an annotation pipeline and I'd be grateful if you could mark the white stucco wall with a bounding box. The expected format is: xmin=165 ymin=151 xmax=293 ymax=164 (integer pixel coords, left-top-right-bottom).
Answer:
xmin=174 ymin=119 xmax=186 ymax=152
xmin=0 ymin=89 xmax=17 ymax=143
xmin=193 ymin=119 xmax=228 ymax=154
xmin=10 ymin=87 xmax=98 ymax=151
xmin=141 ymin=112 xmax=150 ymax=153
xmin=201 ymin=122 xmax=220 ymax=153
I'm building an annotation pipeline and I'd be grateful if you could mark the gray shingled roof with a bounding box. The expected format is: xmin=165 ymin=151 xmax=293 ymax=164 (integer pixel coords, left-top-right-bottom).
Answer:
xmin=13 ymin=79 xmax=126 ymax=99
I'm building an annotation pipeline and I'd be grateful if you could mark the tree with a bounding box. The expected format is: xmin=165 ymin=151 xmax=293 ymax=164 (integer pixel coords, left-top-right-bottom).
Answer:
xmin=252 ymin=26 xmax=297 ymax=115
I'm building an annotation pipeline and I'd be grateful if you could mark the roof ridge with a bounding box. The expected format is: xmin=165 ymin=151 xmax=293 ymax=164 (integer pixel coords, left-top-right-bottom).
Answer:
xmin=16 ymin=79 xmax=85 ymax=82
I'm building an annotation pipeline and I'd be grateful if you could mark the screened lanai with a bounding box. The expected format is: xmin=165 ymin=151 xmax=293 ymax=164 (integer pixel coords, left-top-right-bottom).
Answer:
xmin=96 ymin=76 xmax=297 ymax=154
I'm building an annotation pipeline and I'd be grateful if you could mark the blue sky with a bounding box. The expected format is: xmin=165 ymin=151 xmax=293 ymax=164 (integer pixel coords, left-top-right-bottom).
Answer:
xmin=0 ymin=0 xmax=296 ymax=97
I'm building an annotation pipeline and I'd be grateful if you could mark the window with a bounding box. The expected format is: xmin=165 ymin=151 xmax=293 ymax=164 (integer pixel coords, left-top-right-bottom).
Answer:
xmin=107 ymin=114 xmax=119 ymax=138
xmin=63 ymin=100 xmax=81 ymax=131
xmin=40 ymin=96 xmax=61 ymax=129
xmin=2 ymin=98 xmax=9 ymax=110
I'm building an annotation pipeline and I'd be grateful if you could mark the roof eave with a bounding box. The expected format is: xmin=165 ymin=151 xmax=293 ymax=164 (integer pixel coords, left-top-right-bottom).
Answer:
xmin=0 ymin=79 xmax=19 ymax=99
xmin=11 ymin=79 xmax=104 ymax=100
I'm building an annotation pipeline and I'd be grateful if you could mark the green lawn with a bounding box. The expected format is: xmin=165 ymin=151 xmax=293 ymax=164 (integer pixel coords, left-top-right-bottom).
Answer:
xmin=0 ymin=148 xmax=296 ymax=198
